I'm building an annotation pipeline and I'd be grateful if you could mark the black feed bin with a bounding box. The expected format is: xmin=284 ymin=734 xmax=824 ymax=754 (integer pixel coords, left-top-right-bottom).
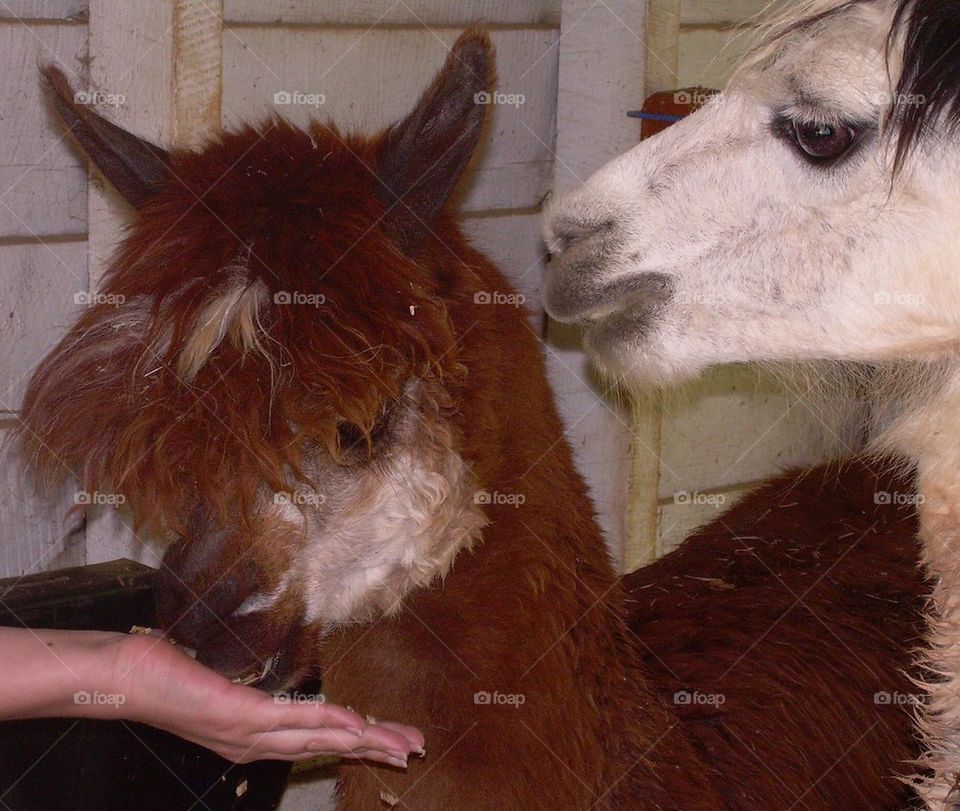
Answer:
xmin=0 ymin=560 xmax=292 ymax=811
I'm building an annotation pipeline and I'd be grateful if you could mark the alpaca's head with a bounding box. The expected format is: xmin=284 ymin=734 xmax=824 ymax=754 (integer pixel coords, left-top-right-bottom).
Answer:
xmin=19 ymin=32 xmax=494 ymax=689
xmin=543 ymin=0 xmax=960 ymax=387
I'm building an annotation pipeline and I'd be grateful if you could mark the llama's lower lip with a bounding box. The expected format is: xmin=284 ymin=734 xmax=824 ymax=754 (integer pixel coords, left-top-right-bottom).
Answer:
xmin=583 ymin=304 xmax=661 ymax=359
xmin=544 ymin=270 xmax=673 ymax=325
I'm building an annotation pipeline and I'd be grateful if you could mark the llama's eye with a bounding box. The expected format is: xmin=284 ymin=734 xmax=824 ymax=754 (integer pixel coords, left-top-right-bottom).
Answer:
xmin=791 ymin=120 xmax=857 ymax=161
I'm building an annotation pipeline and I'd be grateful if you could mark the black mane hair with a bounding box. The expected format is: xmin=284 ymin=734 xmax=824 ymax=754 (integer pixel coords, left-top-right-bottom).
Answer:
xmin=891 ymin=0 xmax=960 ymax=171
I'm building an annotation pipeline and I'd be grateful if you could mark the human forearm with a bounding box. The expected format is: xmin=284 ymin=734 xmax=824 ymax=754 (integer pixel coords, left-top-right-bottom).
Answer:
xmin=0 ymin=627 xmax=126 ymax=721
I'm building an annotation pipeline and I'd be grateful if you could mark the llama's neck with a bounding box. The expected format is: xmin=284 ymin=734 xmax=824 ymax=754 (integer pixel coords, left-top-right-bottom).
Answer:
xmin=877 ymin=368 xmax=960 ymax=804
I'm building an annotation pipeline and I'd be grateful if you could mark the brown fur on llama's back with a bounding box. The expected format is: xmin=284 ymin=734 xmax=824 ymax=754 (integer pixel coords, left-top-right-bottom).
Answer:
xmin=18 ymin=30 xmax=925 ymax=810
xmin=628 ymin=459 xmax=926 ymax=809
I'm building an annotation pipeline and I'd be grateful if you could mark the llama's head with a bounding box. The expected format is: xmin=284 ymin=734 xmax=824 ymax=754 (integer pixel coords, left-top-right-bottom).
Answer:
xmin=19 ymin=32 xmax=495 ymax=689
xmin=543 ymin=0 xmax=960 ymax=387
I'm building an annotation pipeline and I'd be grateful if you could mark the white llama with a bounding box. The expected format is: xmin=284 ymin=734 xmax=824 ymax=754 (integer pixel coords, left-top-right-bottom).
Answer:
xmin=543 ymin=0 xmax=960 ymax=805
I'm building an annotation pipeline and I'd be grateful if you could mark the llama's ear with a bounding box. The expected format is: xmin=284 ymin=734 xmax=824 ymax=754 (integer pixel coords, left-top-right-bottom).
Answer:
xmin=376 ymin=30 xmax=494 ymax=253
xmin=41 ymin=65 xmax=171 ymax=208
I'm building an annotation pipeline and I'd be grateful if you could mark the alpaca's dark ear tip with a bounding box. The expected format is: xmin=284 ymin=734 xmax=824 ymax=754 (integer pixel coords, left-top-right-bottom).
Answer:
xmin=450 ymin=29 xmax=496 ymax=91
xmin=39 ymin=63 xmax=75 ymax=103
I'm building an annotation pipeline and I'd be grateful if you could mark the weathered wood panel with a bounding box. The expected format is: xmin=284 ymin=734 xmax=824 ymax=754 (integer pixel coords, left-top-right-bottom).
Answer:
xmin=0 ymin=240 xmax=86 ymax=412
xmin=677 ymin=25 xmax=756 ymax=88
xmin=0 ymin=1 xmax=86 ymax=20
xmin=657 ymin=366 xmax=860 ymax=502
xmin=460 ymin=212 xmax=545 ymax=329
xmin=0 ymin=426 xmax=85 ymax=579
xmin=680 ymin=0 xmax=781 ymax=26
xmin=225 ymin=0 xmax=561 ymax=26
xmin=221 ymin=27 xmax=559 ymax=212
xmin=0 ymin=22 xmax=88 ymax=238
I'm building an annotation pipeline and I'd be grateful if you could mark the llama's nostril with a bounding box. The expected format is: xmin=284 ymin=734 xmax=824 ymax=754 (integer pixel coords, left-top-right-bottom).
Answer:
xmin=552 ymin=218 xmax=614 ymax=254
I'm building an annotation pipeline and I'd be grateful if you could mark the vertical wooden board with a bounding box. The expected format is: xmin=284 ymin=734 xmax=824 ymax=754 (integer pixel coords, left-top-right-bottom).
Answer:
xmin=83 ymin=0 xmax=175 ymax=567
xmin=0 ymin=240 xmax=86 ymax=412
xmin=0 ymin=425 xmax=85 ymax=579
xmin=547 ymin=0 xmax=645 ymax=565
xmin=460 ymin=212 xmax=546 ymax=330
xmin=680 ymin=0 xmax=782 ymax=25
xmin=0 ymin=22 xmax=88 ymax=238
xmin=221 ymin=27 xmax=559 ymax=212
xmin=0 ymin=1 xmax=87 ymax=20
xmin=224 ymin=0 xmax=561 ymax=25
xmin=657 ymin=366 xmax=861 ymax=501
xmin=677 ymin=25 xmax=757 ymax=88
xmin=645 ymin=0 xmax=680 ymax=96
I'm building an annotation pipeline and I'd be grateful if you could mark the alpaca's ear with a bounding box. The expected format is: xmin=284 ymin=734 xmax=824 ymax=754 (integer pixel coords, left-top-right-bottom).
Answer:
xmin=376 ymin=30 xmax=494 ymax=253
xmin=41 ymin=65 xmax=170 ymax=208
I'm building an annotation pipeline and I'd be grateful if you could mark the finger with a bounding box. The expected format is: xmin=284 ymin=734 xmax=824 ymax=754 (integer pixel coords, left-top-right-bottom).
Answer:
xmin=352 ymin=722 xmax=420 ymax=755
xmin=370 ymin=721 xmax=425 ymax=752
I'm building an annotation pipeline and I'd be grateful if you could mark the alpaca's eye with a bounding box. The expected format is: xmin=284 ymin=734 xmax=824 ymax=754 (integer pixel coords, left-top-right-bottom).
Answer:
xmin=791 ymin=120 xmax=857 ymax=161
xmin=335 ymin=421 xmax=367 ymax=455
xmin=334 ymin=403 xmax=394 ymax=463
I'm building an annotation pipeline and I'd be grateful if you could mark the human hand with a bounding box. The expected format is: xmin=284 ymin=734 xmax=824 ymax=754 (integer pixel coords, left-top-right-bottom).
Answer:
xmin=111 ymin=632 xmax=424 ymax=767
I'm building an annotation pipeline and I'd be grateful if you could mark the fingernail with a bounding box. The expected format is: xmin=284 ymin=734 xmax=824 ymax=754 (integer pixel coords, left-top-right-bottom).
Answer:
xmin=386 ymin=756 xmax=408 ymax=769
xmin=413 ymin=746 xmax=426 ymax=758
xmin=346 ymin=726 xmax=364 ymax=737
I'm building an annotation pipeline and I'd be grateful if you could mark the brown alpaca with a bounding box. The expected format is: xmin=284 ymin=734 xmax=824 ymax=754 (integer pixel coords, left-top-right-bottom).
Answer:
xmin=18 ymin=32 xmax=925 ymax=809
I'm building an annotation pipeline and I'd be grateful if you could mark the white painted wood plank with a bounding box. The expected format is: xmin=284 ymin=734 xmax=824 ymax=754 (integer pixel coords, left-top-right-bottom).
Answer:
xmin=0 ymin=426 xmax=85 ymax=579
xmin=0 ymin=22 xmax=88 ymax=238
xmin=83 ymin=0 xmax=175 ymax=567
xmin=680 ymin=0 xmax=782 ymax=26
xmin=0 ymin=240 xmax=86 ymax=412
xmin=547 ymin=0 xmax=645 ymax=564
xmin=0 ymin=1 xmax=86 ymax=20
xmin=460 ymin=212 xmax=546 ymax=329
xmin=657 ymin=365 xmax=861 ymax=502
xmin=221 ymin=27 xmax=558 ymax=211
xmin=657 ymin=482 xmax=753 ymax=557
xmin=224 ymin=0 xmax=561 ymax=26
xmin=677 ymin=25 xmax=756 ymax=88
